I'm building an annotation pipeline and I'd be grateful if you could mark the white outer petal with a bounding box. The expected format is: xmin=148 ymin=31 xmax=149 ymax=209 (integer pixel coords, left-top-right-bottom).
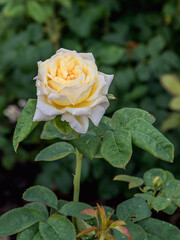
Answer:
xmin=99 ymin=72 xmax=114 ymax=94
xmin=64 ymin=95 xmax=107 ymax=116
xmin=87 ymin=74 xmax=107 ymax=101
xmin=33 ymin=95 xmax=65 ymax=122
xmin=56 ymin=48 xmax=78 ymax=56
xmin=65 ymin=107 xmax=90 ymax=116
xmin=89 ymin=100 xmax=109 ymax=126
xmin=36 ymin=80 xmax=48 ymax=95
xmin=61 ymin=114 xmax=89 ymax=133
xmin=56 ymin=48 xmax=95 ymax=63
xmin=33 ymin=108 xmax=55 ymax=122
xmin=79 ymin=53 xmax=95 ymax=62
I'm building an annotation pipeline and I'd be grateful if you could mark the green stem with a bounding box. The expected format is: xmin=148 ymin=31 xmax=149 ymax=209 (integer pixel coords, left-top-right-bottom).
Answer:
xmin=73 ymin=149 xmax=83 ymax=202
xmin=72 ymin=149 xmax=83 ymax=229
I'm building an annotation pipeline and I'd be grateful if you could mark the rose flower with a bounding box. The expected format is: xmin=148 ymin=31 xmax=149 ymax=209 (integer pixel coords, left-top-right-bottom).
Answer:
xmin=33 ymin=48 xmax=113 ymax=133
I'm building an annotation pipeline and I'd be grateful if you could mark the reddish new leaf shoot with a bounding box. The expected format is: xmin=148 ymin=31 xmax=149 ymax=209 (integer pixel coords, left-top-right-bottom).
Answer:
xmin=79 ymin=204 xmax=133 ymax=240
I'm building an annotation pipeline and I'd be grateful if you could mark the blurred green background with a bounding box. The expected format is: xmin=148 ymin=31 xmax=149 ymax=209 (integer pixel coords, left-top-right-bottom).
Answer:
xmin=0 ymin=0 xmax=180 ymax=211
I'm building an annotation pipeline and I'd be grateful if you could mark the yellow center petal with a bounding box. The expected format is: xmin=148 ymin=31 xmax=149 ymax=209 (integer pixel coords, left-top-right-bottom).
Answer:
xmin=41 ymin=52 xmax=98 ymax=107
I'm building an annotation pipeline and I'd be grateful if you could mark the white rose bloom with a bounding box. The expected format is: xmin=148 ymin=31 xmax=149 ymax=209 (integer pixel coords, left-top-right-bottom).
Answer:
xmin=33 ymin=48 xmax=114 ymax=133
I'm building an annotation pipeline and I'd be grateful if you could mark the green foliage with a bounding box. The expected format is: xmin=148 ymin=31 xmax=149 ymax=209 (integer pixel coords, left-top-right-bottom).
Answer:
xmin=23 ymin=185 xmax=58 ymax=209
xmin=160 ymin=74 xmax=180 ymax=131
xmin=150 ymin=197 xmax=171 ymax=212
xmin=13 ymin=99 xmax=39 ymax=152
xmin=113 ymin=223 xmax=147 ymax=240
xmin=161 ymin=113 xmax=180 ymax=131
xmin=72 ymin=135 xmax=101 ymax=160
xmin=50 ymin=199 xmax=68 ymax=215
xmin=126 ymin=118 xmax=174 ymax=162
xmin=119 ymin=168 xmax=180 ymax=214
xmin=30 ymin=107 xmax=174 ymax=171
xmin=114 ymin=217 xmax=180 ymax=240
xmin=170 ymin=96 xmax=180 ymax=111
xmin=143 ymin=168 xmax=167 ymax=190
xmin=111 ymin=108 xmax=155 ymax=129
xmin=112 ymin=108 xmax=173 ymax=162
xmin=161 ymin=74 xmax=180 ymax=112
xmin=35 ymin=142 xmax=75 ymax=161
xmin=162 ymin=179 xmax=180 ymax=207
xmin=27 ymin=1 xmax=52 ymax=24
xmin=116 ymin=197 xmax=151 ymax=223
xmin=60 ymin=202 xmax=93 ymax=220
xmin=56 ymin=0 xmax=72 ymax=8
xmin=0 ymin=185 xmax=76 ymax=239
xmin=76 ymin=218 xmax=95 ymax=239
xmin=147 ymin=35 xmax=166 ymax=57
xmin=101 ymin=129 xmax=132 ymax=168
xmin=160 ymin=74 xmax=180 ymax=96
xmin=107 ymin=93 xmax=116 ymax=100
xmin=17 ymin=225 xmax=42 ymax=240
xmin=1 ymin=0 xmax=180 ymax=201
xmin=160 ymin=74 xmax=180 ymax=130
xmin=53 ymin=116 xmax=73 ymax=135
xmin=139 ymin=218 xmax=180 ymax=240
xmin=41 ymin=120 xmax=77 ymax=140
xmin=0 ymin=208 xmax=44 ymax=236
xmin=1 ymin=1 xmax=180 ymax=239
xmin=2 ymin=1 xmax=25 ymax=17
xmin=114 ymin=175 xmax=144 ymax=189
xmin=1 ymin=184 xmax=180 ymax=239
xmin=66 ymin=6 xmax=104 ymax=38
xmin=101 ymin=108 xmax=174 ymax=168
xmin=90 ymin=44 xmax=125 ymax=65
xmin=115 ymin=199 xmax=180 ymax=239
xmin=39 ymin=215 xmax=76 ymax=240
xmin=93 ymin=116 xmax=111 ymax=137
xmin=24 ymin=202 xmax=49 ymax=219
